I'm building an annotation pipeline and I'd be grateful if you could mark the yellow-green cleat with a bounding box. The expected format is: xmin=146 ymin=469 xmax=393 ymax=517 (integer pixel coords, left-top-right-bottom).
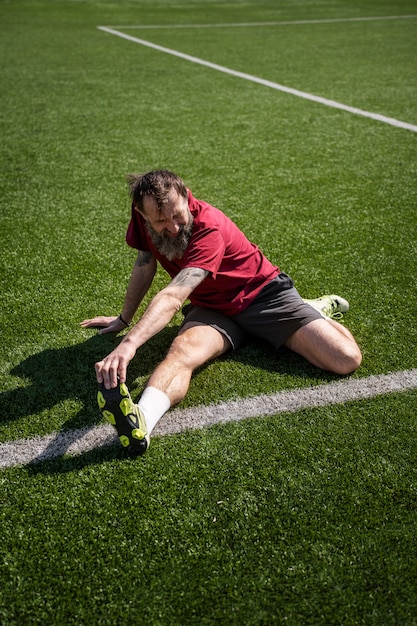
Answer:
xmin=97 ymin=382 xmax=149 ymax=456
xmin=303 ymin=294 xmax=349 ymax=320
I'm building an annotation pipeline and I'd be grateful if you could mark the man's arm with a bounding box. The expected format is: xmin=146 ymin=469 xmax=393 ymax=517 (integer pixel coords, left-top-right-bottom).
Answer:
xmin=119 ymin=251 xmax=157 ymax=325
xmin=80 ymin=251 xmax=157 ymax=334
xmin=95 ymin=266 xmax=209 ymax=388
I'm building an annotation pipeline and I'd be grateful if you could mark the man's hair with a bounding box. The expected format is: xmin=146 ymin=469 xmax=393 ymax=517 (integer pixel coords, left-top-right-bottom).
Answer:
xmin=127 ymin=170 xmax=188 ymax=214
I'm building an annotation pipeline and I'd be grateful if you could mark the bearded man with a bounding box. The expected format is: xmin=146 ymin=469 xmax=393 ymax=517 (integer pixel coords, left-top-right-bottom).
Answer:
xmin=81 ymin=169 xmax=361 ymax=456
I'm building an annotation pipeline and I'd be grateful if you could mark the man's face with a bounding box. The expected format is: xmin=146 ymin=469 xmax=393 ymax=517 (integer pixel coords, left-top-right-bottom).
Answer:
xmin=137 ymin=190 xmax=193 ymax=260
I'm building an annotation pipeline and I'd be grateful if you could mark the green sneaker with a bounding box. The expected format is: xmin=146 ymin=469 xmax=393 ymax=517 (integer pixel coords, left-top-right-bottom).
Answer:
xmin=97 ymin=382 xmax=149 ymax=456
xmin=304 ymin=294 xmax=349 ymax=320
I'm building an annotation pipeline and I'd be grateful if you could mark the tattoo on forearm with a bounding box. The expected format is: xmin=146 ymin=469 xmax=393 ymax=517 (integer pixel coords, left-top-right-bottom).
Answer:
xmin=171 ymin=267 xmax=209 ymax=289
xmin=135 ymin=251 xmax=153 ymax=267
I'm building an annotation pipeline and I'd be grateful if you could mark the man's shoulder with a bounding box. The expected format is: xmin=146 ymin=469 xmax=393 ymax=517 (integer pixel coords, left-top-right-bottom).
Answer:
xmin=189 ymin=193 xmax=230 ymax=229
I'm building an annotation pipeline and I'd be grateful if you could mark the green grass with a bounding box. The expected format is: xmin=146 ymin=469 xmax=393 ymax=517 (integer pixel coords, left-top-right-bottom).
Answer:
xmin=1 ymin=0 xmax=416 ymax=623
xmin=2 ymin=392 xmax=417 ymax=625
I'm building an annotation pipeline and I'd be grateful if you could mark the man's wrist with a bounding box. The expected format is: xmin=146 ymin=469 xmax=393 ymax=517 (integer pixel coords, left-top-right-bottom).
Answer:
xmin=118 ymin=313 xmax=131 ymax=327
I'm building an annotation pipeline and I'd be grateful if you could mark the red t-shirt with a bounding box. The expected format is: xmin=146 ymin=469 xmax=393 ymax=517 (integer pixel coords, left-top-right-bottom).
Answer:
xmin=126 ymin=190 xmax=280 ymax=315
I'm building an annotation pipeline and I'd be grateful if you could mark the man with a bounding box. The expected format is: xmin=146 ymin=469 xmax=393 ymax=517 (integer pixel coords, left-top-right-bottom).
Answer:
xmin=81 ymin=169 xmax=361 ymax=456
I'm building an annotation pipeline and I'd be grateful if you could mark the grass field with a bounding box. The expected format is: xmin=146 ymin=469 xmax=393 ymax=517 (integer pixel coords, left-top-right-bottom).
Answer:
xmin=1 ymin=0 xmax=416 ymax=623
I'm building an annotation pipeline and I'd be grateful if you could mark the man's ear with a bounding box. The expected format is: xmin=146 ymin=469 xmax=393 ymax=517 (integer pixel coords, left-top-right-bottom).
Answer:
xmin=134 ymin=206 xmax=148 ymax=220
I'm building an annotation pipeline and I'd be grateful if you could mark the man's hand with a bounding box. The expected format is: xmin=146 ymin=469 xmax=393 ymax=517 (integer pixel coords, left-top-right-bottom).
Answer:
xmin=95 ymin=341 xmax=137 ymax=389
xmin=80 ymin=316 xmax=126 ymax=335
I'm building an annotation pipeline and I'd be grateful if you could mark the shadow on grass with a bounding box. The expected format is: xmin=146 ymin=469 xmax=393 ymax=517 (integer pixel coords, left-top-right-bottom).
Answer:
xmin=26 ymin=441 xmax=136 ymax=476
xmin=1 ymin=328 xmax=179 ymax=428
xmin=4 ymin=328 xmax=339 ymax=474
xmin=0 ymin=327 xmax=179 ymax=466
xmin=228 ymin=338 xmax=338 ymax=381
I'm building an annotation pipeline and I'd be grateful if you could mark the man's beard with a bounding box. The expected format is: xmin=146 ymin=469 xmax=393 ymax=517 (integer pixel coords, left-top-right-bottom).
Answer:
xmin=146 ymin=215 xmax=194 ymax=261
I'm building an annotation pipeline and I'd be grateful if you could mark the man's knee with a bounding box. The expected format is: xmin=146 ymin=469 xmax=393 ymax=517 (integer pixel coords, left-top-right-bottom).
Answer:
xmin=166 ymin=332 xmax=196 ymax=365
xmin=334 ymin=344 xmax=362 ymax=375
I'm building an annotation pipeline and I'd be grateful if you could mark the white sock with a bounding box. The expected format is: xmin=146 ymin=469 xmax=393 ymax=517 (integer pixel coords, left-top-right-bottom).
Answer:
xmin=138 ymin=386 xmax=171 ymax=435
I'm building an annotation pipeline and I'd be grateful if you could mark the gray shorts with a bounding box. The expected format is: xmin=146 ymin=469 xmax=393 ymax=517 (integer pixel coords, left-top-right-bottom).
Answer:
xmin=182 ymin=273 xmax=323 ymax=351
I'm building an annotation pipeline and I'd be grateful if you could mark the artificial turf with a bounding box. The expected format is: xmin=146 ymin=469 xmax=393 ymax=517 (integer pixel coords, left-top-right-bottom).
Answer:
xmin=1 ymin=0 xmax=416 ymax=623
xmin=2 ymin=392 xmax=417 ymax=625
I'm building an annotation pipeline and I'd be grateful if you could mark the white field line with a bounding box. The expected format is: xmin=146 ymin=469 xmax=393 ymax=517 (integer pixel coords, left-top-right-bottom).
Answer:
xmin=97 ymin=26 xmax=417 ymax=133
xmin=107 ymin=15 xmax=417 ymax=30
xmin=1 ymin=369 xmax=416 ymax=468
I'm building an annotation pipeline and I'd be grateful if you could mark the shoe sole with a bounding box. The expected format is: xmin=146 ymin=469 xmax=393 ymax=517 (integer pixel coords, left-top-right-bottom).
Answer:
xmin=97 ymin=383 xmax=149 ymax=456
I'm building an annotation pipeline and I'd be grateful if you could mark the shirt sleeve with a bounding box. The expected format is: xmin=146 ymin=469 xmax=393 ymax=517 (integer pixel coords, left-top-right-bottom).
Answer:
xmin=181 ymin=227 xmax=226 ymax=278
xmin=125 ymin=209 xmax=151 ymax=251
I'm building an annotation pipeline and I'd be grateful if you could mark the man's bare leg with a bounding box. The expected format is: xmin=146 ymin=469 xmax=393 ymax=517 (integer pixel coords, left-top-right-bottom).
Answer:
xmin=284 ymin=318 xmax=362 ymax=375
xmin=145 ymin=322 xmax=232 ymax=407
xmin=97 ymin=323 xmax=230 ymax=454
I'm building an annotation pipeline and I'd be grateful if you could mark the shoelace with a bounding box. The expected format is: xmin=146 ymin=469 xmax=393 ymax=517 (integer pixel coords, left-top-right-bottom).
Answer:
xmin=328 ymin=310 xmax=344 ymax=320
xmin=323 ymin=299 xmax=344 ymax=321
